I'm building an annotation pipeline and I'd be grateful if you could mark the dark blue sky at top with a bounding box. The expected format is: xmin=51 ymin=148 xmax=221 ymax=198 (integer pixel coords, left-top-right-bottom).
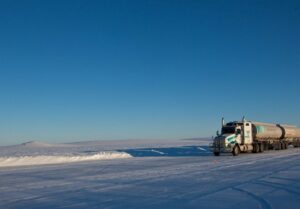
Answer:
xmin=0 ymin=0 xmax=299 ymax=145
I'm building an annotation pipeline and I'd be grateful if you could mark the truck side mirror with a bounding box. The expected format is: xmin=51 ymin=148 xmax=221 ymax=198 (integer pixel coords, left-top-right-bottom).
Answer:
xmin=216 ymin=130 xmax=219 ymax=136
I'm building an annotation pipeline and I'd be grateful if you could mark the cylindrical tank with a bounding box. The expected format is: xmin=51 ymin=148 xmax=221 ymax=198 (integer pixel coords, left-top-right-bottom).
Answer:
xmin=252 ymin=122 xmax=283 ymax=140
xmin=279 ymin=124 xmax=300 ymax=138
xmin=297 ymin=129 xmax=300 ymax=138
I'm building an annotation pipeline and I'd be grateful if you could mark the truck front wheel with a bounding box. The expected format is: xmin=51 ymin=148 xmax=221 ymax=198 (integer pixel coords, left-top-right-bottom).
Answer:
xmin=232 ymin=145 xmax=240 ymax=156
xmin=214 ymin=152 xmax=220 ymax=156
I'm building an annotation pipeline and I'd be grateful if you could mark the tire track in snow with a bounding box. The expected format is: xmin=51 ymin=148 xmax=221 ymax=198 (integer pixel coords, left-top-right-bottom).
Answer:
xmin=232 ymin=187 xmax=272 ymax=209
xmin=254 ymin=181 xmax=300 ymax=196
xmin=166 ymin=153 xmax=299 ymax=203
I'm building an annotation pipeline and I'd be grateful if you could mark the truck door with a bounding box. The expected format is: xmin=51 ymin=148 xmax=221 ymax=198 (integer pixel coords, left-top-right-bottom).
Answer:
xmin=243 ymin=122 xmax=252 ymax=144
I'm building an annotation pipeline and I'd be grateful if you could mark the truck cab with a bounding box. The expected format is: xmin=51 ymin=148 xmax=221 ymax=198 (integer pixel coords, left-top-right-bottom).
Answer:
xmin=212 ymin=117 xmax=253 ymax=156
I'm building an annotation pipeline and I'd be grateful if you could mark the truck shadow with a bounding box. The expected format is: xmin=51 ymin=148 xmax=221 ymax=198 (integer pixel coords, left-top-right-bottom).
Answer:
xmin=117 ymin=146 xmax=212 ymax=157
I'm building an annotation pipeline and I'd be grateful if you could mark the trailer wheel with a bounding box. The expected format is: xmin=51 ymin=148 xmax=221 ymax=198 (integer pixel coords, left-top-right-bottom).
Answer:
xmin=259 ymin=143 xmax=264 ymax=153
xmin=280 ymin=142 xmax=285 ymax=150
xmin=232 ymin=145 xmax=240 ymax=156
xmin=293 ymin=141 xmax=296 ymax=148
xmin=275 ymin=142 xmax=280 ymax=150
xmin=293 ymin=140 xmax=298 ymax=148
xmin=252 ymin=143 xmax=259 ymax=153
xmin=294 ymin=140 xmax=299 ymax=148
xmin=295 ymin=140 xmax=299 ymax=148
xmin=264 ymin=143 xmax=269 ymax=151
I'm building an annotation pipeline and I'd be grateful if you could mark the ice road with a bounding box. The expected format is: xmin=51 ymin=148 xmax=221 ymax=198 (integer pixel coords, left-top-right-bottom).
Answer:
xmin=0 ymin=139 xmax=299 ymax=209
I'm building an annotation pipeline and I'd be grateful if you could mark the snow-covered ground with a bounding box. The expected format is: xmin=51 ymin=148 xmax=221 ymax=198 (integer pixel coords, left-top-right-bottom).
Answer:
xmin=0 ymin=138 xmax=299 ymax=209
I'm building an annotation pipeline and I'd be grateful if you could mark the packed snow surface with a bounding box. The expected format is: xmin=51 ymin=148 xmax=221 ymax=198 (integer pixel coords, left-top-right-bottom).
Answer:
xmin=0 ymin=138 xmax=299 ymax=209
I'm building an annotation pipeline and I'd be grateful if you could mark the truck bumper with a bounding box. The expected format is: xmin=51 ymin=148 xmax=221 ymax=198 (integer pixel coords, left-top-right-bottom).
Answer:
xmin=210 ymin=142 xmax=233 ymax=153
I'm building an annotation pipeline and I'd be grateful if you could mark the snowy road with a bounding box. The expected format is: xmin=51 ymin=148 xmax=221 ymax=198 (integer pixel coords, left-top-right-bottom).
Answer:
xmin=0 ymin=142 xmax=299 ymax=209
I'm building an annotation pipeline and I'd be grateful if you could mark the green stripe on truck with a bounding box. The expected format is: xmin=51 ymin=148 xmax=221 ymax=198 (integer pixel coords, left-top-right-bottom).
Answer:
xmin=256 ymin=126 xmax=265 ymax=133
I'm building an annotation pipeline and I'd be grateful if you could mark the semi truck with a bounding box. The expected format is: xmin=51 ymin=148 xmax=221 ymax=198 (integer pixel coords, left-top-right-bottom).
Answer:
xmin=211 ymin=117 xmax=300 ymax=156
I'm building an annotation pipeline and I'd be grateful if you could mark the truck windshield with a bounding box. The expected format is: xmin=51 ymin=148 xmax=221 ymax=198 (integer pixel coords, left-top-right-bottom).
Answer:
xmin=222 ymin=127 xmax=235 ymax=134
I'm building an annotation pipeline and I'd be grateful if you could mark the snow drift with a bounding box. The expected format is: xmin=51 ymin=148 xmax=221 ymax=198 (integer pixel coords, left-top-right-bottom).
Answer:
xmin=0 ymin=139 xmax=209 ymax=167
xmin=0 ymin=152 xmax=132 ymax=167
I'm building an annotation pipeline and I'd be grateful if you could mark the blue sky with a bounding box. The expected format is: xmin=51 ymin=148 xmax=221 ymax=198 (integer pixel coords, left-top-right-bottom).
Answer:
xmin=0 ymin=0 xmax=300 ymax=145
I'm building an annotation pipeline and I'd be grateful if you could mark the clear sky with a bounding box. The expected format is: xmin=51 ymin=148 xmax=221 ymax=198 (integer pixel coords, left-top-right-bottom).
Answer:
xmin=0 ymin=0 xmax=300 ymax=145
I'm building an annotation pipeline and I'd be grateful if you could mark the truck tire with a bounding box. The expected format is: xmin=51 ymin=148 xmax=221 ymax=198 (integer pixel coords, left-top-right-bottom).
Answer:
xmin=214 ymin=152 xmax=220 ymax=156
xmin=284 ymin=142 xmax=288 ymax=149
xmin=294 ymin=140 xmax=299 ymax=148
xmin=294 ymin=140 xmax=300 ymax=148
xmin=232 ymin=145 xmax=240 ymax=156
xmin=280 ymin=142 xmax=285 ymax=150
xmin=275 ymin=142 xmax=280 ymax=150
xmin=259 ymin=143 xmax=264 ymax=153
xmin=264 ymin=143 xmax=269 ymax=151
xmin=252 ymin=143 xmax=259 ymax=153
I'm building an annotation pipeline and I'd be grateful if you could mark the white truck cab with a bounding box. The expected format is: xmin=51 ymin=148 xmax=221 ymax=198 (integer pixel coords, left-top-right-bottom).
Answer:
xmin=212 ymin=117 xmax=254 ymax=156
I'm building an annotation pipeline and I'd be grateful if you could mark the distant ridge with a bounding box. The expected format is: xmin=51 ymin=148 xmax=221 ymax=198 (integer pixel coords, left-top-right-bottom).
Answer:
xmin=180 ymin=137 xmax=211 ymax=141
xmin=21 ymin=141 xmax=55 ymax=147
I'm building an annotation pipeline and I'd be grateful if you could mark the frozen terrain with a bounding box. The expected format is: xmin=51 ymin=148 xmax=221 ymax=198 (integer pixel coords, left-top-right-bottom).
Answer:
xmin=0 ymin=138 xmax=299 ymax=209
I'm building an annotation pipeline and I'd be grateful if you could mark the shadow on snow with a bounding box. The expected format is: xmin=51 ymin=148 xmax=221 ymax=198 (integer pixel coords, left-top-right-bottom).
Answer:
xmin=118 ymin=146 xmax=212 ymax=157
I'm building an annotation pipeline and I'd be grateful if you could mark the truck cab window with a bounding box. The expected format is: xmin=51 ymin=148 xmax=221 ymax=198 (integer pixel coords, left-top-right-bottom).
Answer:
xmin=222 ymin=127 xmax=235 ymax=134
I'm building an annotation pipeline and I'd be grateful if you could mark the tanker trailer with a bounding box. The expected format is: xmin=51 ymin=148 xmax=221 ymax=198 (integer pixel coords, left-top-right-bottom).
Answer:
xmin=211 ymin=117 xmax=300 ymax=156
xmin=279 ymin=124 xmax=300 ymax=148
xmin=251 ymin=122 xmax=284 ymax=152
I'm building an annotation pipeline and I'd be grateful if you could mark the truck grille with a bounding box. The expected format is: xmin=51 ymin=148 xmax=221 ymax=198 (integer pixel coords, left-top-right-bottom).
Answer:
xmin=214 ymin=140 xmax=225 ymax=148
